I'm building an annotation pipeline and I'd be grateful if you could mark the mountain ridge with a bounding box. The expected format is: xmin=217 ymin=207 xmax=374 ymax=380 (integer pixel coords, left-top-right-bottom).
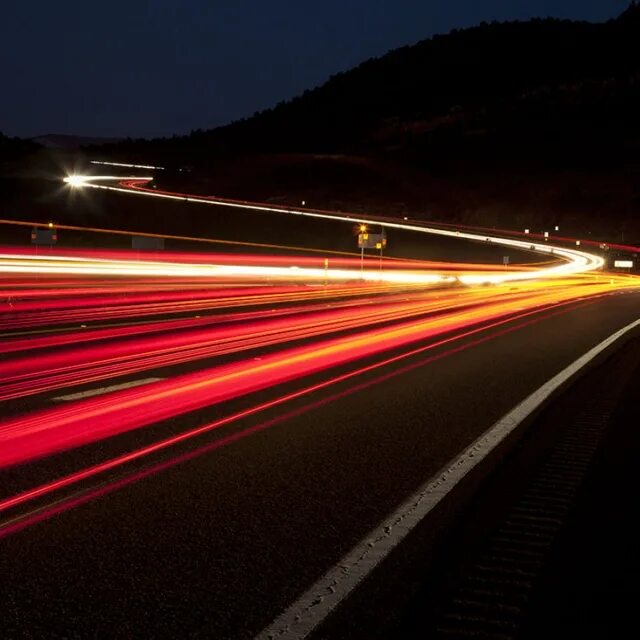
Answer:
xmin=95 ymin=6 xmax=640 ymax=161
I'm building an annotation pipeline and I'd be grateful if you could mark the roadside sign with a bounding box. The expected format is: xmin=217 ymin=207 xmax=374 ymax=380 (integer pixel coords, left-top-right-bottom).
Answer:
xmin=31 ymin=227 xmax=57 ymax=245
xmin=503 ymin=256 xmax=509 ymax=265
xmin=614 ymin=260 xmax=633 ymax=269
xmin=358 ymin=232 xmax=387 ymax=249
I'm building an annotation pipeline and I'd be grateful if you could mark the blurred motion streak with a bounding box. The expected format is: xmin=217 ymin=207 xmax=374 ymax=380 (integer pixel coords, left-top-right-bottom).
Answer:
xmin=1 ymin=179 xmax=639 ymax=539
xmin=1 ymin=277 xmax=638 ymax=468
xmin=0 ymin=294 xmax=612 ymax=536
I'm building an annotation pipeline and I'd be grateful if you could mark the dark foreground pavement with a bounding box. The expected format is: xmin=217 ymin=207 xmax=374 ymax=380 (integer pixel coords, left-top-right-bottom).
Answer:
xmin=522 ymin=339 xmax=640 ymax=638
xmin=388 ymin=329 xmax=640 ymax=640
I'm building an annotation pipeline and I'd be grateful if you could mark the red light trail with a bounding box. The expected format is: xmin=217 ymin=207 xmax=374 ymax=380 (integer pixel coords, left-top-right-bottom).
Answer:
xmin=0 ymin=274 xmax=637 ymax=469
xmin=0 ymin=294 xmax=615 ymax=538
xmin=0 ymin=174 xmax=638 ymax=539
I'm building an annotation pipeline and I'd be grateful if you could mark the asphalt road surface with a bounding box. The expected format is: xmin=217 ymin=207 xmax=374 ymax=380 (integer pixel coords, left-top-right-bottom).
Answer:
xmin=1 ymin=184 xmax=639 ymax=639
xmin=1 ymin=288 xmax=639 ymax=638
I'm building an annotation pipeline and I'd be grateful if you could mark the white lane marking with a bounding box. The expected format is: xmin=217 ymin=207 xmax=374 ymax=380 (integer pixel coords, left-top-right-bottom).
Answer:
xmin=53 ymin=378 xmax=164 ymax=402
xmin=258 ymin=317 xmax=640 ymax=640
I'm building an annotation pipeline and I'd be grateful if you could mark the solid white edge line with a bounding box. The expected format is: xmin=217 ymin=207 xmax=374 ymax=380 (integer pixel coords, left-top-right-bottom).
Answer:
xmin=53 ymin=377 xmax=164 ymax=401
xmin=257 ymin=316 xmax=640 ymax=640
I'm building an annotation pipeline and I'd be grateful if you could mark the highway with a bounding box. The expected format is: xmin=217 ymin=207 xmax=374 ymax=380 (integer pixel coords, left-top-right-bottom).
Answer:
xmin=1 ymin=174 xmax=640 ymax=639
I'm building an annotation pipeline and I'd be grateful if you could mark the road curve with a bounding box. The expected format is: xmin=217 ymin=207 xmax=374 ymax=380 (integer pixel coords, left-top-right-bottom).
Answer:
xmin=0 ymin=172 xmax=638 ymax=639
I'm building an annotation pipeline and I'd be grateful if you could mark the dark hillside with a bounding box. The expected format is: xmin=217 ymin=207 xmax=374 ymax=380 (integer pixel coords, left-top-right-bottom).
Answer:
xmin=101 ymin=5 xmax=640 ymax=159
xmin=5 ymin=6 xmax=640 ymax=244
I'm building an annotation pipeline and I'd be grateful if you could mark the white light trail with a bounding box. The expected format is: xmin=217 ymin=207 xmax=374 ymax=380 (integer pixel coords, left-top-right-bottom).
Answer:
xmin=64 ymin=175 xmax=154 ymax=187
xmin=63 ymin=173 xmax=606 ymax=284
xmin=0 ymin=252 xmax=454 ymax=285
xmin=90 ymin=160 xmax=165 ymax=170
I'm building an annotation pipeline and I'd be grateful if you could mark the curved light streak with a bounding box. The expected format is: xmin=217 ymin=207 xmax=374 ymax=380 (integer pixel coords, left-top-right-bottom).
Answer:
xmin=0 ymin=294 xmax=604 ymax=528
xmin=0 ymin=171 xmax=635 ymax=535
xmin=64 ymin=174 xmax=605 ymax=284
xmin=0 ymin=284 xmax=617 ymax=468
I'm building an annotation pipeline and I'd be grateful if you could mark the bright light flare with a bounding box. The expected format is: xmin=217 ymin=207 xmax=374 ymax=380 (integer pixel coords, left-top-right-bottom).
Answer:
xmin=63 ymin=174 xmax=91 ymax=187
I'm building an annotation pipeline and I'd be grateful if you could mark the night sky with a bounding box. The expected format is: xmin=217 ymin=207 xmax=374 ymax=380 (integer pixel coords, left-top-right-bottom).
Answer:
xmin=1 ymin=0 xmax=629 ymax=139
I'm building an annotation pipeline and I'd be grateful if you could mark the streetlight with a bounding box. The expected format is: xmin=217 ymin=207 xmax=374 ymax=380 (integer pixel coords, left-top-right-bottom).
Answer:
xmin=358 ymin=225 xmax=367 ymax=273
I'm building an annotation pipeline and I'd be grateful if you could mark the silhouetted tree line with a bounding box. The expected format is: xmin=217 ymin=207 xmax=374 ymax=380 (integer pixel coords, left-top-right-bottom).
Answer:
xmin=89 ymin=4 xmax=640 ymax=164
xmin=0 ymin=132 xmax=40 ymax=160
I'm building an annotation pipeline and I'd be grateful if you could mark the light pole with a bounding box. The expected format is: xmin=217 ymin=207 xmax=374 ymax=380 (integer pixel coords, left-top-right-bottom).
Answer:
xmin=359 ymin=224 xmax=367 ymax=273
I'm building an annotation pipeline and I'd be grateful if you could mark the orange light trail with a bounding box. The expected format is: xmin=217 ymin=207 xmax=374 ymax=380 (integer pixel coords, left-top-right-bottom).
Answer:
xmin=0 ymin=285 xmax=553 ymax=401
xmin=0 ymin=293 xmax=615 ymax=530
xmin=1 ymin=274 xmax=638 ymax=468
xmin=1 ymin=173 xmax=639 ymax=538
